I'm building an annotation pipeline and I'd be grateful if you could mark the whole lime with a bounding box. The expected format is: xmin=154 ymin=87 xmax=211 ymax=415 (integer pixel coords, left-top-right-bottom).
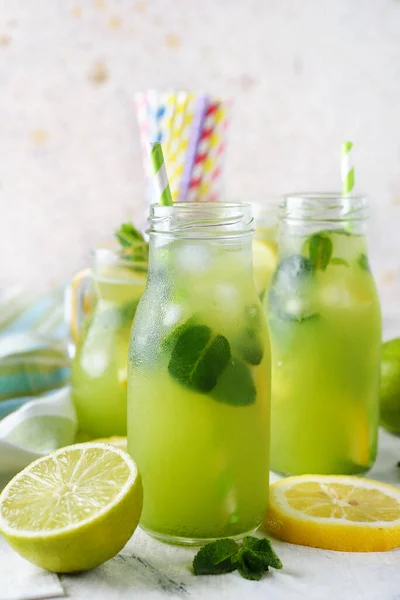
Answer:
xmin=380 ymin=339 xmax=400 ymax=435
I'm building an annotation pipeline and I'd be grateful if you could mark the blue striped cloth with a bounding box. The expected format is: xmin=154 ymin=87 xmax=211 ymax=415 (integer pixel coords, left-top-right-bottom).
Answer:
xmin=0 ymin=286 xmax=70 ymax=412
xmin=0 ymin=287 xmax=77 ymax=480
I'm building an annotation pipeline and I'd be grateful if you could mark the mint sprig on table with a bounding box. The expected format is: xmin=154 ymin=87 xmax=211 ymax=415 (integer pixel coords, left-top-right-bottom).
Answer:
xmin=193 ymin=536 xmax=282 ymax=581
xmin=114 ymin=222 xmax=149 ymax=269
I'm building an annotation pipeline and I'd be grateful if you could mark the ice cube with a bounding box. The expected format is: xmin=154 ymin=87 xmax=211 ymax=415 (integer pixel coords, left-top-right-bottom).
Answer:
xmin=175 ymin=243 xmax=212 ymax=274
xmin=163 ymin=303 xmax=184 ymax=327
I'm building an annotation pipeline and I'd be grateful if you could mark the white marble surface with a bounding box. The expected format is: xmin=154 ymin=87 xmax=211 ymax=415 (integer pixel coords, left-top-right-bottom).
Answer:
xmin=0 ymin=0 xmax=400 ymax=318
xmin=0 ymin=428 xmax=399 ymax=600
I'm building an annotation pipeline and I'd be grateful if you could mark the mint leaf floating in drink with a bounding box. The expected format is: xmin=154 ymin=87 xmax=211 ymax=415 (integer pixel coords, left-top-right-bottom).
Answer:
xmin=235 ymin=304 xmax=264 ymax=366
xmin=211 ymin=357 xmax=256 ymax=406
xmin=307 ymin=233 xmax=333 ymax=270
xmin=193 ymin=539 xmax=239 ymax=575
xmin=168 ymin=325 xmax=230 ymax=393
xmin=358 ymin=253 xmax=371 ymax=273
xmin=161 ymin=315 xmax=200 ymax=351
xmin=193 ymin=536 xmax=282 ymax=580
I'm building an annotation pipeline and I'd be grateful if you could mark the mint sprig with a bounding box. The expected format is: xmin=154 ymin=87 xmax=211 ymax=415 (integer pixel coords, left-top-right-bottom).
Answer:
xmin=193 ymin=539 xmax=238 ymax=575
xmin=114 ymin=222 xmax=149 ymax=267
xmin=193 ymin=536 xmax=282 ymax=580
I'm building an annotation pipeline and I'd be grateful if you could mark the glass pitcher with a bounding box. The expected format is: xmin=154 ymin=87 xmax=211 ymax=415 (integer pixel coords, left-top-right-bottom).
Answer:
xmin=266 ymin=193 xmax=381 ymax=475
xmin=70 ymin=244 xmax=147 ymax=439
xmin=128 ymin=202 xmax=271 ymax=544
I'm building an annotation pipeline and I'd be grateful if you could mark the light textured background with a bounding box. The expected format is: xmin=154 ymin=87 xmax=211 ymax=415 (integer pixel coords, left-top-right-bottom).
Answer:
xmin=0 ymin=0 xmax=400 ymax=315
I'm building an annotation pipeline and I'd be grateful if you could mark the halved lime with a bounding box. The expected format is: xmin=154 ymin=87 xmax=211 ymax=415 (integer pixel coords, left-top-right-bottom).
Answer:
xmin=0 ymin=442 xmax=142 ymax=572
xmin=380 ymin=338 xmax=400 ymax=434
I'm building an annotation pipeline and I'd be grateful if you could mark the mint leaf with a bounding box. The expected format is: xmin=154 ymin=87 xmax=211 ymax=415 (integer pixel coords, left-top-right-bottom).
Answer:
xmin=242 ymin=536 xmax=283 ymax=570
xmin=193 ymin=539 xmax=239 ymax=575
xmin=193 ymin=536 xmax=282 ymax=581
xmin=161 ymin=315 xmax=199 ymax=351
xmin=115 ymin=222 xmax=145 ymax=246
xmin=308 ymin=234 xmax=332 ymax=270
xmin=235 ymin=304 xmax=264 ymax=366
xmin=330 ymin=257 xmax=349 ymax=267
xmin=358 ymin=253 xmax=371 ymax=273
xmin=232 ymin=547 xmax=264 ymax=580
xmin=232 ymin=537 xmax=283 ymax=580
xmin=115 ymin=222 xmax=149 ymax=268
xmin=168 ymin=325 xmax=231 ymax=393
xmin=211 ymin=357 xmax=256 ymax=406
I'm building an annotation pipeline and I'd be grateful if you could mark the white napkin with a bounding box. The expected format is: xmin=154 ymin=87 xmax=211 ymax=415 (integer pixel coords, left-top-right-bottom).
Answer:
xmin=0 ymin=538 xmax=64 ymax=600
xmin=0 ymin=386 xmax=78 ymax=489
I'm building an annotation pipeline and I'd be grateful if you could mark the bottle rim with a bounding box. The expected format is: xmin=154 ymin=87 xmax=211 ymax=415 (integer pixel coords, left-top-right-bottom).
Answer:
xmin=148 ymin=202 xmax=255 ymax=238
xmin=282 ymin=192 xmax=368 ymax=223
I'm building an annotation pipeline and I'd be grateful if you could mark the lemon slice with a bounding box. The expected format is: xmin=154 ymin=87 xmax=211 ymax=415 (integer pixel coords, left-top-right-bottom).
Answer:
xmin=252 ymin=238 xmax=278 ymax=296
xmin=265 ymin=475 xmax=400 ymax=552
xmin=0 ymin=442 xmax=142 ymax=572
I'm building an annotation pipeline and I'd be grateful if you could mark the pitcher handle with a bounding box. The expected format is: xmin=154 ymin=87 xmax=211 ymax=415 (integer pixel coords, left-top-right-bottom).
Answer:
xmin=67 ymin=268 xmax=94 ymax=344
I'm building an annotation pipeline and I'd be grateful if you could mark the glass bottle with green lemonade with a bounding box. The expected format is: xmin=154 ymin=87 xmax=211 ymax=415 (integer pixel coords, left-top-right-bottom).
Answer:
xmin=71 ymin=236 xmax=147 ymax=439
xmin=266 ymin=194 xmax=381 ymax=475
xmin=128 ymin=202 xmax=271 ymax=544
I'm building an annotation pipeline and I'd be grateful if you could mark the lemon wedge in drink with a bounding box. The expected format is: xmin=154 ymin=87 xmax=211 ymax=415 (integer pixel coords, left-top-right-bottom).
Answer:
xmin=264 ymin=475 xmax=400 ymax=552
xmin=0 ymin=442 xmax=142 ymax=572
xmin=94 ymin=436 xmax=128 ymax=451
xmin=252 ymin=238 xmax=278 ymax=296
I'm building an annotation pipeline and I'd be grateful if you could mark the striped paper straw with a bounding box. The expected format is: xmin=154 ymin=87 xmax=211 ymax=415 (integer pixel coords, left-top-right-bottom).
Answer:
xmin=187 ymin=99 xmax=219 ymax=201
xmin=149 ymin=142 xmax=173 ymax=206
xmin=164 ymin=91 xmax=189 ymax=200
xmin=199 ymin=101 xmax=231 ymax=201
xmin=341 ymin=141 xmax=355 ymax=196
xmin=179 ymin=95 xmax=208 ymax=202
xmin=147 ymin=89 xmax=165 ymax=143
xmin=167 ymin=92 xmax=197 ymax=202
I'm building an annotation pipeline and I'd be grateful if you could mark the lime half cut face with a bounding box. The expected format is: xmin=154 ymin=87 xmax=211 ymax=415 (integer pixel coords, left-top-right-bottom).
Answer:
xmin=0 ymin=442 xmax=143 ymax=572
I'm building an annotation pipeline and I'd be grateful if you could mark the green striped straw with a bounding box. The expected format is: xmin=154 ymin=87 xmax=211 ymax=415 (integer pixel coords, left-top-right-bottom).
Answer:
xmin=341 ymin=141 xmax=355 ymax=196
xmin=149 ymin=142 xmax=173 ymax=206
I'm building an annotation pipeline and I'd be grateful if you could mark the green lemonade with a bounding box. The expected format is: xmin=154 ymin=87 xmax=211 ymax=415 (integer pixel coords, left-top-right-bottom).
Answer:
xmin=128 ymin=203 xmax=270 ymax=544
xmin=71 ymin=265 xmax=146 ymax=439
xmin=267 ymin=227 xmax=381 ymax=475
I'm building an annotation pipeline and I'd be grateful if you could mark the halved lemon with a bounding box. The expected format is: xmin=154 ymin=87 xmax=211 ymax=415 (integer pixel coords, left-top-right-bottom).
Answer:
xmin=0 ymin=442 xmax=142 ymax=572
xmin=265 ymin=475 xmax=400 ymax=552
